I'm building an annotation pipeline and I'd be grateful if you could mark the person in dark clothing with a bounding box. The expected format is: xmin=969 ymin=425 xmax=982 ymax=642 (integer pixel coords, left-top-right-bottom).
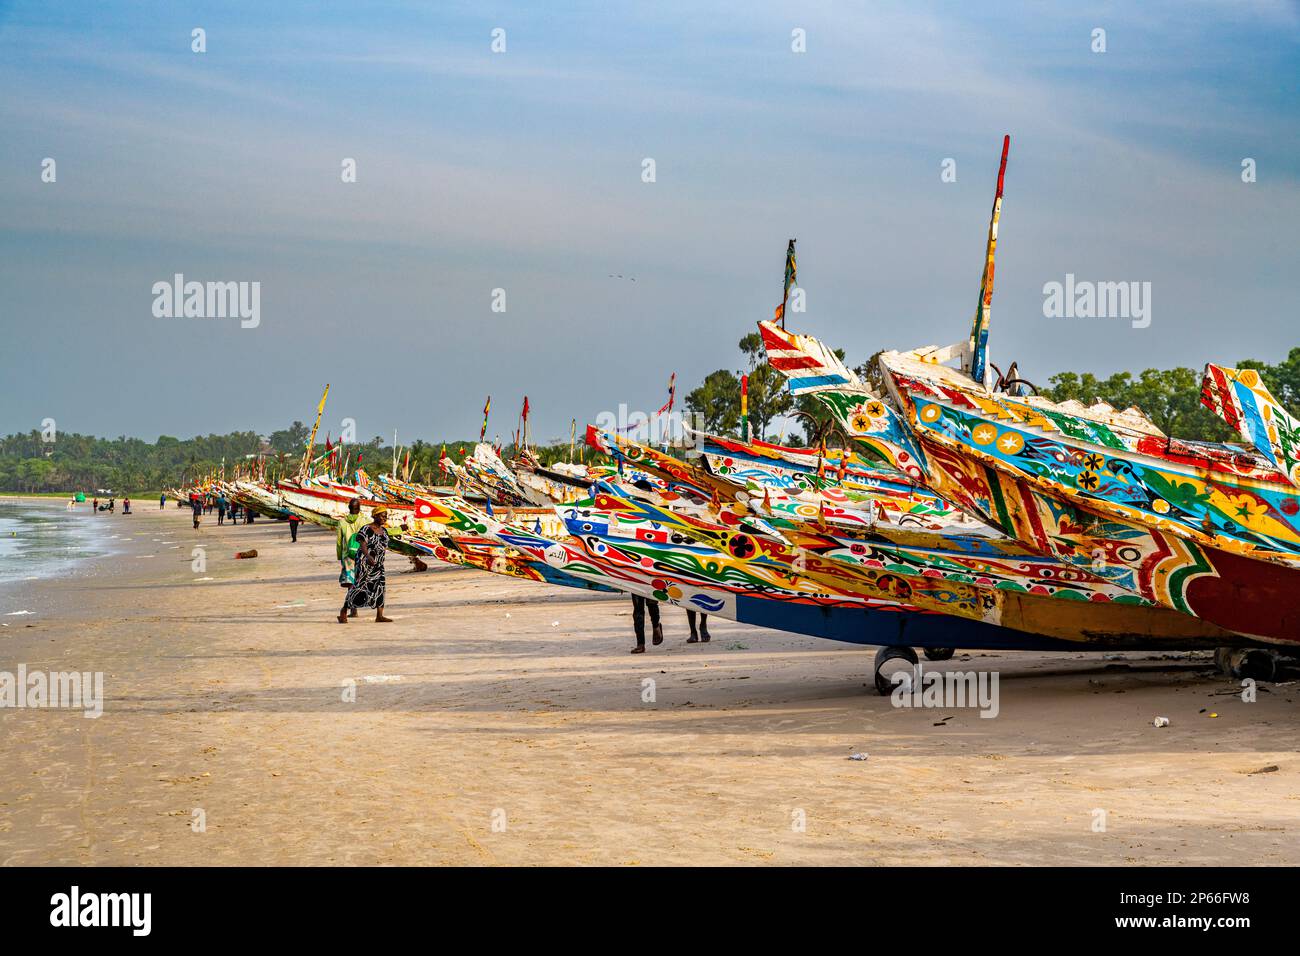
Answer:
xmin=217 ymin=498 xmax=226 ymax=526
xmin=629 ymin=594 xmax=663 ymax=654
xmin=159 ymin=493 xmax=166 ymax=509
xmin=338 ymin=508 xmax=392 ymax=624
xmin=686 ymin=611 xmax=711 ymax=643
xmin=190 ymin=495 xmax=202 ymax=529
xmin=289 ymin=514 xmax=301 ymax=542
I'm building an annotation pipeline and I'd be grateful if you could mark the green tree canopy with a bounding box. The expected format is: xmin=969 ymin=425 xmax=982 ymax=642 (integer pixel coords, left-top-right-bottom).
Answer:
xmin=685 ymin=370 xmax=742 ymax=435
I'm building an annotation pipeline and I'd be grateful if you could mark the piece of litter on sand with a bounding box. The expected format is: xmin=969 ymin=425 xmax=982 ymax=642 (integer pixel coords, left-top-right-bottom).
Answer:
xmin=4 ymin=610 xmax=34 ymax=616
xmin=274 ymin=600 xmax=307 ymax=609
xmin=551 ymin=621 xmax=559 ymax=627
xmin=505 ymin=613 xmax=511 ymax=619
xmin=1248 ymin=765 xmax=1279 ymax=775
xmin=1152 ymin=716 xmax=1170 ymax=728
xmin=1207 ymin=712 xmax=1219 ymax=718
xmin=234 ymin=549 xmax=258 ymax=560
xmin=361 ymin=675 xmax=403 ymax=683
xmin=848 ymin=752 xmax=869 ymax=761
xmin=194 ymin=577 xmax=214 ymax=582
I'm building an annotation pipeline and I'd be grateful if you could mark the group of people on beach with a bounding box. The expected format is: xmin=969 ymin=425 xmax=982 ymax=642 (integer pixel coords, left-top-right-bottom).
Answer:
xmin=86 ymin=496 xmax=129 ymax=514
xmin=182 ymin=492 xmax=309 ymax=540
xmin=628 ymin=595 xmax=710 ymax=653
xmin=157 ymin=488 xmax=704 ymax=649
xmin=187 ymin=492 xmax=261 ymax=529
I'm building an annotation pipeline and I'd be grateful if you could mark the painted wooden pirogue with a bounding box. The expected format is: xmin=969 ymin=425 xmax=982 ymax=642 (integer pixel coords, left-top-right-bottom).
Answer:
xmin=185 ymin=430 xmax=1252 ymax=690
xmin=762 ymin=137 xmax=1300 ymax=645
xmin=412 ymin=491 xmax=1028 ymax=657
xmin=580 ymin=428 xmax=1239 ymax=648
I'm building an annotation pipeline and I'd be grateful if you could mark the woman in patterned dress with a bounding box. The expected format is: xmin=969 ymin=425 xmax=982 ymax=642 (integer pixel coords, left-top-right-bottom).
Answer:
xmin=338 ymin=508 xmax=393 ymax=623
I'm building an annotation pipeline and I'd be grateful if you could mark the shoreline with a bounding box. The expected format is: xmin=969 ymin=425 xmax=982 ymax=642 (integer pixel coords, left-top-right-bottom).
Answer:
xmin=0 ymin=499 xmax=128 ymax=607
xmin=1 ymin=505 xmax=1297 ymax=865
xmin=0 ymin=496 xmax=167 ymax=504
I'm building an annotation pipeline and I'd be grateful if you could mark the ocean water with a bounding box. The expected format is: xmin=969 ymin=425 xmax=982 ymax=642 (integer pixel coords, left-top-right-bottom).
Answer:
xmin=0 ymin=500 xmax=115 ymax=588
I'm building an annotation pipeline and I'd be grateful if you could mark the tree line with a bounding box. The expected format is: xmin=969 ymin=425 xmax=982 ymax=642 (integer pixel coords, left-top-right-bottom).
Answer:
xmin=0 ymin=425 xmax=597 ymax=495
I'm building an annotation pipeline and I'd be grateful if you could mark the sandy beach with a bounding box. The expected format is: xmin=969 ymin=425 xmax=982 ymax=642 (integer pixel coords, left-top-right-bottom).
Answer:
xmin=1 ymin=503 xmax=1297 ymax=866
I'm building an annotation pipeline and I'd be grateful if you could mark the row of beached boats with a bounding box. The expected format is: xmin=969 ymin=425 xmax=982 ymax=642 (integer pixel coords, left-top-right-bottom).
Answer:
xmin=174 ymin=136 xmax=1300 ymax=692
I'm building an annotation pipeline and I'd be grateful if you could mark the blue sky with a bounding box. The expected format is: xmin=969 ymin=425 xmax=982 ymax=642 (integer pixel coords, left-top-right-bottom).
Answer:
xmin=2 ymin=0 xmax=1298 ymax=444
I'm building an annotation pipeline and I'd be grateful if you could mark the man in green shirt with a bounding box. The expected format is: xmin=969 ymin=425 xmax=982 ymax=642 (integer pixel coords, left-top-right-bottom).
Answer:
xmin=336 ymin=498 xmax=369 ymax=617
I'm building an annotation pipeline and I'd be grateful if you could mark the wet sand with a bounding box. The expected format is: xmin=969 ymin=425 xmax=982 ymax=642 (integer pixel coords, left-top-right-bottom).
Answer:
xmin=1 ymin=505 xmax=1297 ymax=865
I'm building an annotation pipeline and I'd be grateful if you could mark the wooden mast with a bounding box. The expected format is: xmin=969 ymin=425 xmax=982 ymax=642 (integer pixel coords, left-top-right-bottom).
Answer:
xmin=300 ymin=384 xmax=330 ymax=477
xmin=968 ymin=135 xmax=1009 ymax=391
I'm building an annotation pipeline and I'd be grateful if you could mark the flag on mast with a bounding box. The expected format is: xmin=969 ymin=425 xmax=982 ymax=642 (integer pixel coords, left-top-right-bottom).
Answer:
xmin=774 ymin=239 xmax=797 ymax=327
xmin=656 ymin=372 xmax=676 ymax=416
xmin=479 ymin=395 xmax=491 ymax=443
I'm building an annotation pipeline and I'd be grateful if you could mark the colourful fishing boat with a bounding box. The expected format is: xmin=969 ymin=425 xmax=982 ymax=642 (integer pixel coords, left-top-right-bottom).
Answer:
xmin=763 ymin=137 xmax=1300 ymax=650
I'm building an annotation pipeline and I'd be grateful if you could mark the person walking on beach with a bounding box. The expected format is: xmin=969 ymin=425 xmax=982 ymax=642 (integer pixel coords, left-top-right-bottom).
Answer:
xmin=217 ymin=496 xmax=227 ymax=526
xmin=122 ymin=496 xmax=131 ymax=515
xmin=338 ymin=507 xmax=392 ymax=624
xmin=190 ymin=494 xmax=202 ymax=529
xmin=159 ymin=493 xmax=166 ymax=509
xmin=288 ymin=513 xmax=301 ymax=542
xmin=686 ymin=610 xmax=710 ymax=644
xmin=92 ymin=497 xmax=99 ymax=513
xmin=335 ymin=499 xmax=367 ymax=617
xmin=629 ymin=594 xmax=663 ymax=654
